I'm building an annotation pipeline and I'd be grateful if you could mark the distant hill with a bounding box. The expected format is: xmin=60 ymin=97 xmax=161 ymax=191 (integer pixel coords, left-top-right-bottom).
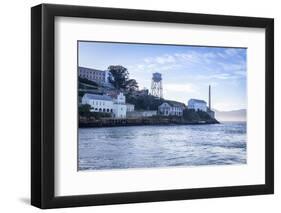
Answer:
xmin=214 ymin=109 xmax=246 ymax=122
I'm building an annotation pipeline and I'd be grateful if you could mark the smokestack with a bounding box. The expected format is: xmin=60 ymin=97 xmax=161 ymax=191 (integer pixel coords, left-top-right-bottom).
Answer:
xmin=209 ymin=85 xmax=211 ymax=111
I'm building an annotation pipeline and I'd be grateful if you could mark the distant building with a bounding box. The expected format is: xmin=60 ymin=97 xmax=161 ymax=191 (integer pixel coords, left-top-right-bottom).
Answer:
xmin=81 ymin=92 xmax=127 ymax=118
xmin=158 ymin=102 xmax=184 ymax=116
xmin=127 ymin=110 xmax=157 ymax=118
xmin=187 ymin=99 xmax=207 ymax=112
xmin=79 ymin=66 xmax=109 ymax=84
xmin=126 ymin=104 xmax=135 ymax=112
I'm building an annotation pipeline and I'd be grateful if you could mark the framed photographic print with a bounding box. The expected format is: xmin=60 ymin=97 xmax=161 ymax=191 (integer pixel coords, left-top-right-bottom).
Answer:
xmin=31 ymin=3 xmax=274 ymax=209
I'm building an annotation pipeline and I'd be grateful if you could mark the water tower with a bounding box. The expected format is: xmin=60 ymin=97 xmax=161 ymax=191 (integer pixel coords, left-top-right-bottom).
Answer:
xmin=151 ymin=72 xmax=163 ymax=98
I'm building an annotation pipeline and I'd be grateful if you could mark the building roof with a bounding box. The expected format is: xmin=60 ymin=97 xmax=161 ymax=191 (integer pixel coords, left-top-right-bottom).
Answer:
xmin=84 ymin=93 xmax=112 ymax=101
xmin=107 ymin=90 xmax=119 ymax=99
xmin=168 ymin=101 xmax=185 ymax=108
xmin=159 ymin=102 xmax=185 ymax=108
xmin=79 ymin=66 xmax=105 ymax=73
xmin=188 ymin=99 xmax=207 ymax=104
xmin=159 ymin=102 xmax=171 ymax=108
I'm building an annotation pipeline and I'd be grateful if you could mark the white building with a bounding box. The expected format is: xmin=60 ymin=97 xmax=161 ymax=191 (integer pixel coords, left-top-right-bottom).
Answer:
xmin=81 ymin=92 xmax=127 ymax=118
xmin=158 ymin=102 xmax=184 ymax=116
xmin=126 ymin=104 xmax=135 ymax=112
xmin=127 ymin=110 xmax=157 ymax=118
xmin=82 ymin=94 xmax=113 ymax=113
xmin=187 ymin=99 xmax=207 ymax=112
xmin=112 ymin=93 xmax=127 ymax=118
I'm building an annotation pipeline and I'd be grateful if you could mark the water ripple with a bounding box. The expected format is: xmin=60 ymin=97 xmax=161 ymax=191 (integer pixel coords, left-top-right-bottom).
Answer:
xmin=78 ymin=122 xmax=247 ymax=171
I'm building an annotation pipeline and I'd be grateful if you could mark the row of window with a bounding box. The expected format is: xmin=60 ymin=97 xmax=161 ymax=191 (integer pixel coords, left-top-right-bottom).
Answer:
xmin=80 ymin=74 xmax=105 ymax=81
xmin=163 ymin=111 xmax=182 ymax=116
xmin=92 ymin=100 xmax=109 ymax=106
xmin=159 ymin=107 xmax=183 ymax=111
xmin=92 ymin=108 xmax=113 ymax=113
xmin=80 ymin=70 xmax=105 ymax=76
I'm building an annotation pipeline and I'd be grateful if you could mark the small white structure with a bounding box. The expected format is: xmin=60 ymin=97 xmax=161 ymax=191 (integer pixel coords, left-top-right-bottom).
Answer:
xmin=187 ymin=99 xmax=207 ymax=112
xmin=158 ymin=102 xmax=184 ymax=116
xmin=126 ymin=104 xmax=135 ymax=112
xmin=127 ymin=110 xmax=157 ymax=118
xmin=81 ymin=92 xmax=127 ymax=118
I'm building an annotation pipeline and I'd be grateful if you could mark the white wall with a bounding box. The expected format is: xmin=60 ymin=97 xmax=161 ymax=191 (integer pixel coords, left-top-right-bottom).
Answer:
xmin=0 ymin=0 xmax=279 ymax=212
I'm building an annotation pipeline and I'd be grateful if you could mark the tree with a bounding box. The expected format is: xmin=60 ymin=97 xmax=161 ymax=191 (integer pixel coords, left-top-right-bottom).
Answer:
xmin=125 ymin=94 xmax=163 ymax=110
xmin=79 ymin=104 xmax=111 ymax=119
xmin=125 ymin=79 xmax=139 ymax=92
xmin=108 ymin=65 xmax=139 ymax=92
xmin=108 ymin=65 xmax=129 ymax=90
xmin=79 ymin=104 xmax=92 ymax=117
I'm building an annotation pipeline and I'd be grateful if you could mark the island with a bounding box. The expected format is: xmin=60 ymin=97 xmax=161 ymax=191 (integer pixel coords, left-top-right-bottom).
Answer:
xmin=78 ymin=65 xmax=219 ymax=128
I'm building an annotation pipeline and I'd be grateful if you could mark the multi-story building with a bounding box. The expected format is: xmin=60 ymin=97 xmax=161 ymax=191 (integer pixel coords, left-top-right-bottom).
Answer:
xmin=187 ymin=99 xmax=207 ymax=112
xmin=158 ymin=102 xmax=184 ymax=116
xmin=81 ymin=94 xmax=113 ymax=113
xmin=79 ymin=66 xmax=109 ymax=84
xmin=81 ymin=92 xmax=127 ymax=118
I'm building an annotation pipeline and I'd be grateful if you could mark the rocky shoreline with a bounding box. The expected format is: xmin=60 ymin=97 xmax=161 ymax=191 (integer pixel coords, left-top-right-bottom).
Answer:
xmin=79 ymin=117 xmax=219 ymax=128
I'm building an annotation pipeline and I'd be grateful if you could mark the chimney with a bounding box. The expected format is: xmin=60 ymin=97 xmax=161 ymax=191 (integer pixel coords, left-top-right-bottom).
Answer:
xmin=209 ymin=85 xmax=211 ymax=111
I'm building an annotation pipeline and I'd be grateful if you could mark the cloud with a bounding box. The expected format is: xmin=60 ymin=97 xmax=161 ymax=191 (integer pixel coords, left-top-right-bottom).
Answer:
xmin=129 ymin=55 xmax=181 ymax=73
xmin=128 ymin=48 xmax=246 ymax=90
xmin=174 ymin=53 xmax=199 ymax=63
xmin=144 ymin=54 xmax=176 ymax=65
xmin=224 ymin=48 xmax=245 ymax=57
xmin=195 ymin=73 xmax=234 ymax=81
xmin=164 ymin=83 xmax=196 ymax=93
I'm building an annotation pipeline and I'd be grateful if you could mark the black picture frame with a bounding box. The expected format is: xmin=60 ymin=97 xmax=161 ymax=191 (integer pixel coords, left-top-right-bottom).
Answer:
xmin=31 ymin=3 xmax=274 ymax=209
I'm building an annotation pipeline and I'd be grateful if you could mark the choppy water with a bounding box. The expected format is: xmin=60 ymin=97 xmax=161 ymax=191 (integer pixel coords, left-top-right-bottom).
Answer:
xmin=78 ymin=122 xmax=246 ymax=171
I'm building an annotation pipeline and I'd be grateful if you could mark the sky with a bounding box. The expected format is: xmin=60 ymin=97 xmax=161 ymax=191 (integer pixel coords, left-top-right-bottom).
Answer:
xmin=78 ymin=41 xmax=247 ymax=111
